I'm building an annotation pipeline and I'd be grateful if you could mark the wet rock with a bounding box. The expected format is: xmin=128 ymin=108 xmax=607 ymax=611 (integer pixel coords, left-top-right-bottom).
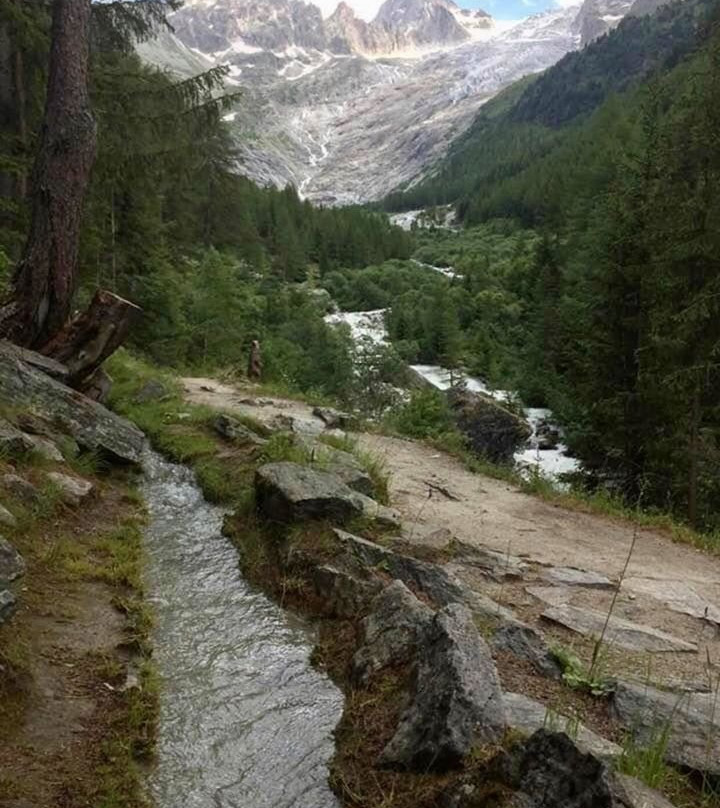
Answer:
xmin=335 ymin=529 xmax=467 ymax=606
xmin=352 ymin=580 xmax=434 ymax=686
xmin=534 ymin=419 xmax=560 ymax=451
xmin=0 ymin=504 xmax=16 ymax=528
xmin=490 ymin=622 xmax=562 ymax=679
xmin=543 ymin=567 xmax=614 ymax=589
xmin=503 ymin=693 xmax=621 ymax=760
xmin=612 ymin=681 xmax=720 ymax=776
xmin=447 ymin=387 xmax=531 ymax=463
xmin=213 ymin=413 xmax=267 ymax=446
xmin=255 ymin=462 xmax=367 ymax=524
xmin=313 ymin=406 xmax=351 ymax=429
xmin=0 ymin=538 xmax=25 ymax=585
xmin=497 ymin=729 xmax=616 ymax=807
xmin=47 ymin=472 xmax=94 ymax=506
xmin=542 ymin=605 xmax=697 ymax=653
xmin=380 ymin=603 xmax=505 ymax=771
xmin=0 ymin=588 xmax=17 ymax=624
xmin=133 ymin=378 xmax=169 ymax=404
xmin=0 ymin=343 xmax=145 ymax=464
xmin=312 ymin=564 xmax=381 ymax=619
xmin=1 ymin=474 xmax=39 ymax=504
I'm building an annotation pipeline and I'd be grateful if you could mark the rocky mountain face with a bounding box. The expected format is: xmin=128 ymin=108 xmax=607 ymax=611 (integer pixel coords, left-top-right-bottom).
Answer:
xmin=138 ymin=0 xmax=654 ymax=204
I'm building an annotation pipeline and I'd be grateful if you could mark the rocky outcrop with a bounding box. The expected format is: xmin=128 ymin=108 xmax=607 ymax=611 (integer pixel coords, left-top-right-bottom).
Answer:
xmin=0 ymin=505 xmax=16 ymax=528
xmin=311 ymin=563 xmax=382 ymax=619
xmin=352 ymin=579 xmax=434 ymax=686
xmin=447 ymin=387 xmax=531 ymax=463
xmin=612 ymin=681 xmax=720 ymax=777
xmin=380 ymin=603 xmax=505 ymax=771
xmin=0 ymin=538 xmax=25 ymax=585
xmin=0 ymin=343 xmax=144 ymax=464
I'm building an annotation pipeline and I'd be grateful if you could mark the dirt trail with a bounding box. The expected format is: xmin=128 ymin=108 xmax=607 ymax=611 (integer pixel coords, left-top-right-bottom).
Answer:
xmin=183 ymin=377 xmax=720 ymax=685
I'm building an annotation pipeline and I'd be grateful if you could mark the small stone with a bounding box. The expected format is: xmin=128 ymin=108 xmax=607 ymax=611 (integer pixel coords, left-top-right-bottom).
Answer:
xmin=0 ymin=538 xmax=25 ymax=585
xmin=0 ymin=589 xmax=17 ymax=624
xmin=1 ymin=474 xmax=39 ymax=504
xmin=47 ymin=472 xmax=94 ymax=507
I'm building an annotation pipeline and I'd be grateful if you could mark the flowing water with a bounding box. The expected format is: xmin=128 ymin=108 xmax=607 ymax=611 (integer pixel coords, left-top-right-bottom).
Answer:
xmin=141 ymin=448 xmax=342 ymax=808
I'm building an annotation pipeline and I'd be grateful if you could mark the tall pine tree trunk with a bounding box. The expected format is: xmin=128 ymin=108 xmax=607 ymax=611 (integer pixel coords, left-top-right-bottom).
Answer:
xmin=0 ymin=0 xmax=96 ymax=348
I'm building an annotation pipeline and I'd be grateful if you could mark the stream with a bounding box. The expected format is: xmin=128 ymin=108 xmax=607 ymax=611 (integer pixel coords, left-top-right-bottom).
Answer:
xmin=141 ymin=448 xmax=342 ymax=808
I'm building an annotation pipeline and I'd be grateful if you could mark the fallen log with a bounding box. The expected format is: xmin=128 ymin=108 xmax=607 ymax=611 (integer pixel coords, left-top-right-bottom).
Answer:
xmin=40 ymin=289 xmax=141 ymax=389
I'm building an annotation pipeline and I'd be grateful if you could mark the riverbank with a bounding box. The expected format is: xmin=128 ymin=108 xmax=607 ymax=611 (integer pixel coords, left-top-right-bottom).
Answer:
xmin=110 ymin=354 xmax=720 ymax=808
xmin=0 ymin=422 xmax=155 ymax=807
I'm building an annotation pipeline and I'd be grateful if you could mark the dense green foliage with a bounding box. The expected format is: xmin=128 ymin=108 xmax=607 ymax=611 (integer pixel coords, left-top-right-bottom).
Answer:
xmin=384 ymin=0 xmax=720 ymax=529
xmin=0 ymin=0 xmax=411 ymax=396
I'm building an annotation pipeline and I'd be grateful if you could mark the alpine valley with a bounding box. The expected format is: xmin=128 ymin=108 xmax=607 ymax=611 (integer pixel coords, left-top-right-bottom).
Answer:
xmin=139 ymin=0 xmax=656 ymax=203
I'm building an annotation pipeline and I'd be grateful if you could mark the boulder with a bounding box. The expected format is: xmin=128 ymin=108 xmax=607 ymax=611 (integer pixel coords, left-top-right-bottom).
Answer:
xmin=132 ymin=378 xmax=169 ymax=404
xmin=0 ymin=588 xmax=16 ymax=624
xmin=352 ymin=580 xmax=434 ymax=686
xmin=447 ymin=387 xmax=531 ymax=463
xmin=1 ymin=474 xmax=39 ymax=504
xmin=0 ymin=339 xmax=68 ymax=380
xmin=0 ymin=418 xmax=34 ymax=457
xmin=0 ymin=538 xmax=25 ymax=585
xmin=502 ymin=693 xmax=621 ymax=760
xmin=335 ymin=529 xmax=467 ymax=607
xmin=255 ymin=462 xmax=367 ymax=524
xmin=46 ymin=472 xmax=94 ymax=507
xmin=25 ymin=434 xmax=65 ymax=463
xmin=542 ymin=605 xmax=697 ymax=653
xmin=490 ymin=621 xmax=562 ymax=679
xmin=352 ymin=493 xmax=402 ymax=529
xmin=213 ymin=413 xmax=267 ymax=446
xmin=380 ymin=603 xmax=506 ymax=771
xmin=311 ymin=564 xmax=382 ymax=619
xmin=612 ymin=681 xmax=720 ymax=776
xmin=612 ymin=774 xmax=677 ymax=808
xmin=0 ymin=343 xmax=145 ymax=464
xmin=299 ymin=439 xmax=375 ymax=496
xmin=0 ymin=504 xmax=16 ymax=528
xmin=313 ymin=406 xmax=351 ymax=429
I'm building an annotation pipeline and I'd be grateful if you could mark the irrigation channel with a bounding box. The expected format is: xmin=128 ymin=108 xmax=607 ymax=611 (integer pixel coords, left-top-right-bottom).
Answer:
xmin=141 ymin=448 xmax=342 ymax=808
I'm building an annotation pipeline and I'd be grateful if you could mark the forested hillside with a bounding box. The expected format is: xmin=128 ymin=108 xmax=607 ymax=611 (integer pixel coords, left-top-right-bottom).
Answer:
xmin=0 ymin=0 xmax=411 ymax=381
xmin=383 ymin=0 xmax=720 ymax=529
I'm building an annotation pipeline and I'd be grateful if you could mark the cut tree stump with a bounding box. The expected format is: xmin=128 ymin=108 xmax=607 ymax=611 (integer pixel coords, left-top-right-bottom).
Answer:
xmin=41 ymin=290 xmax=141 ymax=389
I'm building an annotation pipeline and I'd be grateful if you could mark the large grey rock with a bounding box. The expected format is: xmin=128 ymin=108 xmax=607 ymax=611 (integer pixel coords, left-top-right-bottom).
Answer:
xmin=0 ymin=339 xmax=68 ymax=380
xmin=46 ymin=472 xmax=94 ymax=507
xmin=612 ymin=774 xmax=677 ymax=808
xmin=612 ymin=681 xmax=720 ymax=776
xmin=503 ymin=693 xmax=621 ymax=760
xmin=213 ymin=413 xmax=267 ymax=446
xmin=543 ymin=567 xmax=614 ymax=589
xmin=380 ymin=603 xmax=506 ymax=771
xmin=490 ymin=621 xmax=562 ymax=679
xmin=447 ymin=387 xmax=531 ymax=463
xmin=0 ymin=343 xmax=145 ymax=464
xmin=352 ymin=580 xmax=434 ymax=686
xmin=498 ymin=729 xmax=616 ymax=807
xmin=311 ymin=564 xmax=381 ymax=619
xmin=255 ymin=462 xmax=367 ymax=524
xmin=0 ymin=588 xmax=17 ymax=624
xmin=1 ymin=474 xmax=38 ymax=504
xmin=542 ymin=605 xmax=697 ymax=653
xmin=0 ymin=538 xmax=25 ymax=585
xmin=624 ymin=577 xmax=720 ymax=625
xmin=335 ymin=529 xmax=467 ymax=607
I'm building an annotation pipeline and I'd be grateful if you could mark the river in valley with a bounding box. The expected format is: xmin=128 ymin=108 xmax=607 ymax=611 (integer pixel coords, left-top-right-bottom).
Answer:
xmin=141 ymin=448 xmax=342 ymax=808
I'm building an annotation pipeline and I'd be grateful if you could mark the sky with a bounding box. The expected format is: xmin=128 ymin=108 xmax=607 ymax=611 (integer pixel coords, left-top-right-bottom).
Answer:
xmin=313 ymin=0 xmax=576 ymax=21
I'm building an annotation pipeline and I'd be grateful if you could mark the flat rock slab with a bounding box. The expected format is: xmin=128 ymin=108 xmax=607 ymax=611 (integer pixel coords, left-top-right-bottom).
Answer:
xmin=624 ymin=577 xmax=720 ymax=625
xmin=503 ymin=692 xmax=621 ymax=760
xmin=542 ymin=605 xmax=697 ymax=653
xmin=543 ymin=566 xmax=614 ymax=589
xmin=452 ymin=540 xmax=530 ymax=579
xmin=526 ymin=585 xmax=573 ymax=607
xmin=0 ymin=343 xmax=144 ymax=464
xmin=612 ymin=681 xmax=720 ymax=776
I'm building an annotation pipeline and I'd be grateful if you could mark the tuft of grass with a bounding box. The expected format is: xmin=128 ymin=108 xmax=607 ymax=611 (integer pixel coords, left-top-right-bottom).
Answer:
xmin=617 ymin=724 xmax=674 ymax=789
xmin=261 ymin=432 xmax=314 ymax=465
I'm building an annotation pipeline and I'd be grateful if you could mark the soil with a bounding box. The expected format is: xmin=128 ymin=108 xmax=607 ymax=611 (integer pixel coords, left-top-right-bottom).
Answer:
xmin=183 ymin=376 xmax=720 ymax=690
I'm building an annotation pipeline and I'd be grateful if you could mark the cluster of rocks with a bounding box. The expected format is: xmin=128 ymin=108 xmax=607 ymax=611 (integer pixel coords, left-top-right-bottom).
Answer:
xmin=248 ymin=456 xmax=704 ymax=806
xmin=0 ymin=340 xmax=146 ymax=629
